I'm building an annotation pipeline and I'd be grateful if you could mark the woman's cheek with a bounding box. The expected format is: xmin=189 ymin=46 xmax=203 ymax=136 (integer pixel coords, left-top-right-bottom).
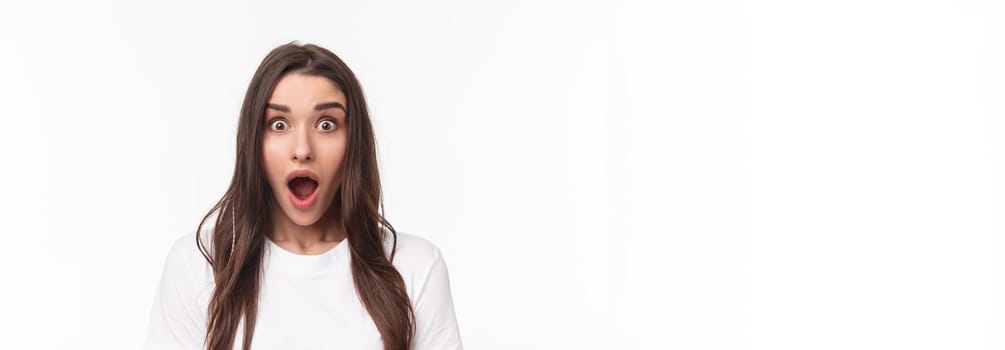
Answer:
xmin=261 ymin=137 xmax=286 ymax=186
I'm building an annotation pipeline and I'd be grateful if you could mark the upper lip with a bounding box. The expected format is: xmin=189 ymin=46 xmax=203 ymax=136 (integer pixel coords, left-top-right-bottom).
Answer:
xmin=286 ymin=169 xmax=319 ymax=184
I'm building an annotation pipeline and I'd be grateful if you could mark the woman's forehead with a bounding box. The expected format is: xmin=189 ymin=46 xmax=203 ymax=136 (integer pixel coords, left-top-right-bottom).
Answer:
xmin=268 ymin=73 xmax=346 ymax=109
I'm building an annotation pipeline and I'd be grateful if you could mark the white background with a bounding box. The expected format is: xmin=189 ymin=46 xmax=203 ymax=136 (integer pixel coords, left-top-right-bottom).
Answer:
xmin=1 ymin=0 xmax=1004 ymax=349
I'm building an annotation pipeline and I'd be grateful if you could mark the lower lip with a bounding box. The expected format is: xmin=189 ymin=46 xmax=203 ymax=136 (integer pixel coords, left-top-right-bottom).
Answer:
xmin=289 ymin=186 xmax=318 ymax=209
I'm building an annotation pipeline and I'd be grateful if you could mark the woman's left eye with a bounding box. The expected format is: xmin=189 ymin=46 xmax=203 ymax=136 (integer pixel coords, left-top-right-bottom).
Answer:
xmin=317 ymin=118 xmax=337 ymax=131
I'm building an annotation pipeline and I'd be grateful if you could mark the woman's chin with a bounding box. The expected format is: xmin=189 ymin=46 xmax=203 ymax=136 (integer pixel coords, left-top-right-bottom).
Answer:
xmin=280 ymin=200 xmax=335 ymax=227
xmin=279 ymin=207 xmax=321 ymax=226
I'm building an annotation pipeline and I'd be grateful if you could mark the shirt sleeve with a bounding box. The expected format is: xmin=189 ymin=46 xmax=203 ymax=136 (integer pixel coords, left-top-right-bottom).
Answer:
xmin=410 ymin=248 xmax=464 ymax=350
xmin=145 ymin=236 xmax=208 ymax=350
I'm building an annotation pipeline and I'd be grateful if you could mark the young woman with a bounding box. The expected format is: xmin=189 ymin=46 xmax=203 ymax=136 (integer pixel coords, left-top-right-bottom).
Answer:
xmin=145 ymin=42 xmax=463 ymax=350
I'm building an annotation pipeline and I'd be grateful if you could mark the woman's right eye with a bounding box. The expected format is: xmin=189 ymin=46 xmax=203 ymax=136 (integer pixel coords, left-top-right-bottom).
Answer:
xmin=269 ymin=119 xmax=289 ymax=131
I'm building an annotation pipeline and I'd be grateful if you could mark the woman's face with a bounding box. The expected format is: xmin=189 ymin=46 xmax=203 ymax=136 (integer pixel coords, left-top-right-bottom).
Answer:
xmin=262 ymin=73 xmax=348 ymax=227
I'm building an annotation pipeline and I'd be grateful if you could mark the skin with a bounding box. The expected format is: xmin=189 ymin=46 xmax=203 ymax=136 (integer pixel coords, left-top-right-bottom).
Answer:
xmin=262 ymin=73 xmax=348 ymax=255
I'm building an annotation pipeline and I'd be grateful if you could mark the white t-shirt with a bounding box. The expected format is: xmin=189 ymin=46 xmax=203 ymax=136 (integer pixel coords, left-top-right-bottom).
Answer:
xmin=145 ymin=228 xmax=463 ymax=350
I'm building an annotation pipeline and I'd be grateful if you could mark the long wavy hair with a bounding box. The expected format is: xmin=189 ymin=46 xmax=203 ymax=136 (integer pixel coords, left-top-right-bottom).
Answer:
xmin=194 ymin=42 xmax=414 ymax=350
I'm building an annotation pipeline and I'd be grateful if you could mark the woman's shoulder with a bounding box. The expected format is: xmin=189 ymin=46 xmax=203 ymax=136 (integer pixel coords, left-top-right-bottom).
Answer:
xmin=159 ymin=229 xmax=215 ymax=287
xmin=381 ymin=230 xmax=459 ymax=315
xmin=384 ymin=229 xmax=444 ymax=265
xmin=382 ymin=230 xmax=449 ymax=285
xmin=147 ymin=230 xmax=216 ymax=348
xmin=169 ymin=227 xmax=213 ymax=260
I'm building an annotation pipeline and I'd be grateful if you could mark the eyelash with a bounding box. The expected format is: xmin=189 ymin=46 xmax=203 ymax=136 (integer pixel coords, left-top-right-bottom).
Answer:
xmin=267 ymin=117 xmax=339 ymax=132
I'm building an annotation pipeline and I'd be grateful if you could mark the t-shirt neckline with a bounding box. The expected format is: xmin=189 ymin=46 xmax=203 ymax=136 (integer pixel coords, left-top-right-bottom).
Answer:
xmin=264 ymin=236 xmax=349 ymax=274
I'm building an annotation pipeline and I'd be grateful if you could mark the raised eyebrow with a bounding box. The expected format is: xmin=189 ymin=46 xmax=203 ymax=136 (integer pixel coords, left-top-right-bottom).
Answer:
xmin=265 ymin=102 xmax=344 ymax=113
xmin=266 ymin=103 xmax=289 ymax=113
xmin=315 ymin=102 xmax=345 ymax=111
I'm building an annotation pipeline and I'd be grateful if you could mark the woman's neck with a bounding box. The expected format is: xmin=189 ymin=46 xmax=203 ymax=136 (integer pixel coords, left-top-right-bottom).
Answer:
xmin=267 ymin=202 xmax=345 ymax=255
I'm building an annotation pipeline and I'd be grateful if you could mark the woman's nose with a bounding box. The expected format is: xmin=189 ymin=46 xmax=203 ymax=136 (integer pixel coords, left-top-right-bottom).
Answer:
xmin=292 ymin=131 xmax=313 ymax=161
xmin=292 ymin=149 xmax=313 ymax=161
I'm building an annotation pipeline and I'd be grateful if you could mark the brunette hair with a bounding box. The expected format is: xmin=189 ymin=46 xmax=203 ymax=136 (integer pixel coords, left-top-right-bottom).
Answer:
xmin=194 ymin=42 xmax=414 ymax=350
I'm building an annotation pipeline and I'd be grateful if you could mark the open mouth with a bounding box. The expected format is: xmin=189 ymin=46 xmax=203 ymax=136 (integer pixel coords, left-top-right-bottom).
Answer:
xmin=285 ymin=169 xmax=319 ymax=209
xmin=288 ymin=177 xmax=318 ymax=200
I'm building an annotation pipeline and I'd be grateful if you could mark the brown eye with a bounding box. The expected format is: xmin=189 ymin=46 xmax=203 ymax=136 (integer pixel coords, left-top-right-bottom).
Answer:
xmin=269 ymin=119 xmax=288 ymax=131
xmin=317 ymin=118 xmax=337 ymax=132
